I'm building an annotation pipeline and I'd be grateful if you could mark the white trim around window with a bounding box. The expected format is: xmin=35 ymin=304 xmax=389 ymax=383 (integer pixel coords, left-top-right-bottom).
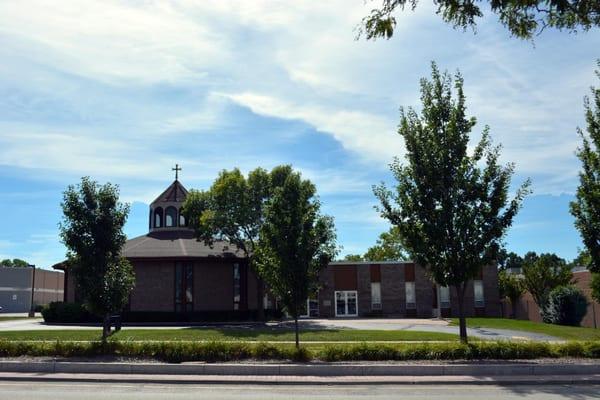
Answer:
xmin=334 ymin=290 xmax=358 ymax=317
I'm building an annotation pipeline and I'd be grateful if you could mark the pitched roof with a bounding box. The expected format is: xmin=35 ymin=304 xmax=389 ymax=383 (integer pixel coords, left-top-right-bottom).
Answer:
xmin=151 ymin=180 xmax=189 ymax=204
xmin=122 ymin=230 xmax=244 ymax=259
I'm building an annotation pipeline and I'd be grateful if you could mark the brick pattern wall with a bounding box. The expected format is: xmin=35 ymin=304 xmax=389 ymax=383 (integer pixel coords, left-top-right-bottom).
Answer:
xmin=319 ymin=262 xmax=500 ymax=319
xmin=129 ymin=261 xmax=175 ymax=312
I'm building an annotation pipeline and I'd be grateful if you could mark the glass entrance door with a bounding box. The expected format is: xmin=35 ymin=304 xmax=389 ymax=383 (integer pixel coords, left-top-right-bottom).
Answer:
xmin=335 ymin=290 xmax=358 ymax=317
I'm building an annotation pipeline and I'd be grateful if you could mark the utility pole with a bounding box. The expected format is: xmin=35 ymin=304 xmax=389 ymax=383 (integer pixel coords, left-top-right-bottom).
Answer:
xmin=28 ymin=264 xmax=36 ymax=318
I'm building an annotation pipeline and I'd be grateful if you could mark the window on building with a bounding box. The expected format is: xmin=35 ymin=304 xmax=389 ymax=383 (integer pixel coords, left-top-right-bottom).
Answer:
xmin=149 ymin=209 xmax=153 ymax=230
xmin=335 ymin=290 xmax=358 ymax=317
xmin=440 ymin=286 xmax=451 ymax=309
xmin=405 ymin=282 xmax=416 ymax=309
xmin=474 ymin=280 xmax=485 ymax=308
xmin=371 ymin=282 xmax=381 ymax=310
xmin=165 ymin=206 xmax=177 ymax=227
xmin=233 ymin=263 xmax=241 ymax=310
xmin=179 ymin=209 xmax=186 ymax=227
xmin=154 ymin=207 xmax=163 ymax=228
xmin=175 ymin=262 xmax=193 ymax=312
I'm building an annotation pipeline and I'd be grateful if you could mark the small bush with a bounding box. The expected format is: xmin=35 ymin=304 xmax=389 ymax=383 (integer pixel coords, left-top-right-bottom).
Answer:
xmin=542 ymin=285 xmax=588 ymax=326
xmin=41 ymin=302 xmax=97 ymax=323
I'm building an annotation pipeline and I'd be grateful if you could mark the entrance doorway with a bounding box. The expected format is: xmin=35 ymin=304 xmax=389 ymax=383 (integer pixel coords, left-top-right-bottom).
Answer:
xmin=335 ymin=290 xmax=358 ymax=317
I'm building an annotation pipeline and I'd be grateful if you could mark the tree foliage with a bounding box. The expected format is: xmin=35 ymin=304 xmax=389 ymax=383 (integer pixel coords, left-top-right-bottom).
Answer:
xmin=255 ymin=171 xmax=337 ymax=348
xmin=182 ymin=165 xmax=296 ymax=320
xmin=359 ymin=0 xmax=600 ymax=41
xmin=59 ymin=177 xmax=135 ymax=341
xmin=342 ymin=227 xmax=408 ymax=261
xmin=543 ymin=285 xmax=588 ymax=326
xmin=0 ymin=259 xmax=30 ymax=268
xmin=521 ymin=252 xmax=573 ymax=314
xmin=497 ymin=269 xmax=524 ymax=318
xmin=373 ymin=63 xmax=530 ymax=342
xmin=496 ymin=249 xmax=524 ymax=271
xmin=571 ymin=62 xmax=600 ymax=274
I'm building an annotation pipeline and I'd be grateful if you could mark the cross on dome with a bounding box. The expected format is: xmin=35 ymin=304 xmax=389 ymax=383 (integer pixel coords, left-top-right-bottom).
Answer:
xmin=172 ymin=164 xmax=182 ymax=181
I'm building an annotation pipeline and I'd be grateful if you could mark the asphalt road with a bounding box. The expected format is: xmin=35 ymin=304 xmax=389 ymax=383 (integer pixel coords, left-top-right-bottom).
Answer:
xmin=0 ymin=382 xmax=597 ymax=399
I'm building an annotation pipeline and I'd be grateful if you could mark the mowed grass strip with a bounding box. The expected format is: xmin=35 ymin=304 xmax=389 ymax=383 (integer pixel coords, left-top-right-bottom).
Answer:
xmin=450 ymin=318 xmax=600 ymax=341
xmin=0 ymin=328 xmax=458 ymax=342
xmin=0 ymin=317 xmax=28 ymax=322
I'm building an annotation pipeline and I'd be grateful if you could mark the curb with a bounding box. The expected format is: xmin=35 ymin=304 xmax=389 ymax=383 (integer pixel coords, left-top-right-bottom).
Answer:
xmin=1 ymin=372 xmax=600 ymax=386
xmin=0 ymin=361 xmax=598 ymax=377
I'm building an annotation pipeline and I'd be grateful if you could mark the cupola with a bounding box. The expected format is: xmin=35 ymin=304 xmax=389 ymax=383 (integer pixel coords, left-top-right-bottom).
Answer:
xmin=148 ymin=164 xmax=190 ymax=232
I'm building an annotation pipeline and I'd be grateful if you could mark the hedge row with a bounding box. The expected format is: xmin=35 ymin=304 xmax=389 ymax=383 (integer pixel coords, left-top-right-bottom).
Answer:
xmin=2 ymin=341 xmax=600 ymax=363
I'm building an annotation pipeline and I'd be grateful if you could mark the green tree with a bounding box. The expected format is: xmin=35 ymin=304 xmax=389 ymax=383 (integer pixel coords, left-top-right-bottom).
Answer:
xmin=59 ymin=177 xmax=135 ymax=342
xmin=0 ymin=259 xmax=30 ymax=268
xmin=498 ymin=269 xmax=524 ymax=318
xmin=255 ymin=171 xmax=337 ymax=348
xmin=359 ymin=0 xmax=600 ymax=41
xmin=182 ymin=166 xmax=293 ymax=321
xmin=571 ymin=61 xmax=600 ymax=303
xmin=496 ymin=250 xmax=524 ymax=271
xmin=374 ymin=63 xmax=530 ymax=343
xmin=363 ymin=226 xmax=408 ymax=261
xmin=343 ymin=254 xmax=364 ymax=261
xmin=521 ymin=252 xmax=573 ymax=315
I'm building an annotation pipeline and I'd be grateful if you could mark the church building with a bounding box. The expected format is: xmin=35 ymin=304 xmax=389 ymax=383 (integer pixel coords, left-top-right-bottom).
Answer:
xmin=55 ymin=173 xmax=501 ymax=321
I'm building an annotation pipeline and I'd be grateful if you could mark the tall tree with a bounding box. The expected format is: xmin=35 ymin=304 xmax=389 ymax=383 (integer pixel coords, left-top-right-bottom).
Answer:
xmin=60 ymin=177 xmax=135 ymax=342
xmin=182 ymin=166 xmax=292 ymax=320
xmin=374 ymin=63 xmax=530 ymax=343
xmin=359 ymin=0 xmax=600 ymax=41
xmin=521 ymin=252 xmax=573 ymax=315
xmin=571 ymin=61 xmax=600 ymax=302
xmin=496 ymin=250 xmax=524 ymax=271
xmin=255 ymin=171 xmax=337 ymax=348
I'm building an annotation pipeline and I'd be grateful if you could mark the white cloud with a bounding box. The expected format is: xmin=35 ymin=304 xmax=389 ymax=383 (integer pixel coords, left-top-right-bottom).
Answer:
xmin=224 ymin=92 xmax=402 ymax=162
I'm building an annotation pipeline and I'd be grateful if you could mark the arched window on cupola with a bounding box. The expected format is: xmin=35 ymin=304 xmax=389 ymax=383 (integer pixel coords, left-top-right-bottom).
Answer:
xmin=154 ymin=207 xmax=163 ymax=228
xmin=149 ymin=208 xmax=153 ymax=230
xmin=179 ymin=208 xmax=187 ymax=227
xmin=165 ymin=206 xmax=177 ymax=227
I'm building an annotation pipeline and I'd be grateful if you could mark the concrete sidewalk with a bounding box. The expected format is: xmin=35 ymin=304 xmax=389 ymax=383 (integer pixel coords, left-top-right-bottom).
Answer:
xmin=2 ymin=361 xmax=599 ymax=377
xmin=1 ymin=372 xmax=600 ymax=386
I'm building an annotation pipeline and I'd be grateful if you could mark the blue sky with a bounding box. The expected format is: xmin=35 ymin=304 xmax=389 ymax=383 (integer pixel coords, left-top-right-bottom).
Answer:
xmin=0 ymin=1 xmax=599 ymax=269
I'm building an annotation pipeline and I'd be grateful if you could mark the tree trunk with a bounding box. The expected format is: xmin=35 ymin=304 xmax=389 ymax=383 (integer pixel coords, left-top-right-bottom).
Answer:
xmin=511 ymin=297 xmax=518 ymax=319
xmin=256 ymin=278 xmax=265 ymax=321
xmin=455 ymin=285 xmax=468 ymax=344
xmin=294 ymin=315 xmax=299 ymax=349
xmin=102 ymin=313 xmax=111 ymax=343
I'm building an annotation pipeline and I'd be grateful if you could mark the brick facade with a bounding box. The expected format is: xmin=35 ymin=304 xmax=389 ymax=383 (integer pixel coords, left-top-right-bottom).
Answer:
xmin=316 ymin=262 xmax=501 ymax=318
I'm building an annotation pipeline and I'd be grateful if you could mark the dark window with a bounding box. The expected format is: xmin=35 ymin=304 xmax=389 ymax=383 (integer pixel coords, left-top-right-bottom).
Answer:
xmin=233 ymin=263 xmax=241 ymax=310
xmin=175 ymin=262 xmax=193 ymax=312
xmin=154 ymin=207 xmax=163 ymax=228
xmin=149 ymin=208 xmax=153 ymax=230
xmin=179 ymin=208 xmax=187 ymax=227
xmin=165 ymin=206 xmax=177 ymax=227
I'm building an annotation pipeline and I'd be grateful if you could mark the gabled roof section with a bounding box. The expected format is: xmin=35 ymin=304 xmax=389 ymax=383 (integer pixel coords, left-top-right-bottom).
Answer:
xmin=151 ymin=180 xmax=189 ymax=204
xmin=123 ymin=230 xmax=245 ymax=259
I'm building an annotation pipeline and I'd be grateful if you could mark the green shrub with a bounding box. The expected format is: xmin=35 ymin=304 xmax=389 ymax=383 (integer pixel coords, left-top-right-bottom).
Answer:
xmin=1 ymin=340 xmax=599 ymax=363
xmin=542 ymin=285 xmax=588 ymax=326
xmin=41 ymin=302 xmax=96 ymax=323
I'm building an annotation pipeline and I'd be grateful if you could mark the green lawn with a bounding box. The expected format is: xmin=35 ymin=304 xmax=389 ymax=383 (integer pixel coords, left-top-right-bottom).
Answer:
xmin=0 ymin=317 xmax=28 ymax=322
xmin=0 ymin=328 xmax=458 ymax=342
xmin=450 ymin=318 xmax=600 ymax=340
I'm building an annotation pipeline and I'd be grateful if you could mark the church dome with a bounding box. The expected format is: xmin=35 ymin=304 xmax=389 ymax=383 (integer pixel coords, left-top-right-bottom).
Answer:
xmin=149 ymin=165 xmax=191 ymax=232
